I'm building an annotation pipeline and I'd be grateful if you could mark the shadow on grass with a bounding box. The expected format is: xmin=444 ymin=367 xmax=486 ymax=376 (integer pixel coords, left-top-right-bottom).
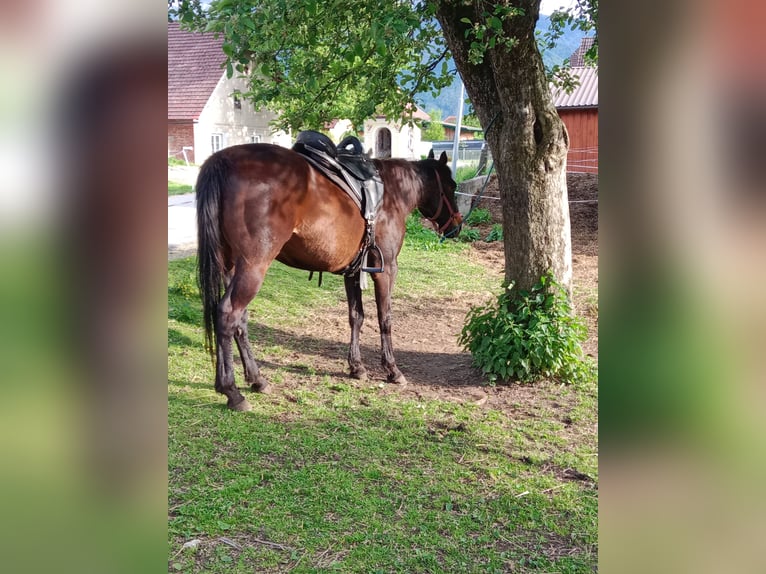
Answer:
xmin=168 ymin=328 xmax=195 ymax=347
xmin=243 ymin=323 xmax=481 ymax=390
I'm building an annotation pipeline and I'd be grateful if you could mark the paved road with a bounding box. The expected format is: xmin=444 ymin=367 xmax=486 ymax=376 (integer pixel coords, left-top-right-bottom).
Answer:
xmin=168 ymin=192 xmax=196 ymax=257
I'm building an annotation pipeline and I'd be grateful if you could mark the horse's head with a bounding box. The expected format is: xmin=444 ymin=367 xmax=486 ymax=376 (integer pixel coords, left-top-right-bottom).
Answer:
xmin=421 ymin=150 xmax=463 ymax=237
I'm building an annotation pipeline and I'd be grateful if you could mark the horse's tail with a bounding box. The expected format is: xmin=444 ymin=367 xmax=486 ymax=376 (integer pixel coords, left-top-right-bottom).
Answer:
xmin=196 ymin=152 xmax=230 ymax=360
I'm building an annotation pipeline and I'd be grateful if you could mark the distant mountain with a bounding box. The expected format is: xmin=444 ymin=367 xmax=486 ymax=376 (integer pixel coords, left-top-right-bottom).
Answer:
xmin=415 ymin=14 xmax=587 ymax=119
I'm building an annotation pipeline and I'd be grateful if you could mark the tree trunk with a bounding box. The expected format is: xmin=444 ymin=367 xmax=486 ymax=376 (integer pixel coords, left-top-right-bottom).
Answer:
xmin=436 ymin=0 xmax=572 ymax=294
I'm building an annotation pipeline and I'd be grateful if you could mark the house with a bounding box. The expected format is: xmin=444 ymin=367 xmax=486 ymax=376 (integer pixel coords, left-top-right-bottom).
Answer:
xmin=440 ymin=116 xmax=484 ymax=141
xmin=552 ymin=37 xmax=598 ymax=173
xmin=167 ymin=22 xmax=290 ymax=165
xmin=362 ymin=106 xmax=430 ymax=159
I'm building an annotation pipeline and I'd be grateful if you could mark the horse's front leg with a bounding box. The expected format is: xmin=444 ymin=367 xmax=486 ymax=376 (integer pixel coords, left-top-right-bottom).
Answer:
xmin=344 ymin=273 xmax=367 ymax=380
xmin=372 ymin=261 xmax=407 ymax=385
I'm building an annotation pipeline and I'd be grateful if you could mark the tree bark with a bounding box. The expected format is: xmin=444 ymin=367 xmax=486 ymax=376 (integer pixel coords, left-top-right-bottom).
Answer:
xmin=436 ymin=0 xmax=572 ymax=294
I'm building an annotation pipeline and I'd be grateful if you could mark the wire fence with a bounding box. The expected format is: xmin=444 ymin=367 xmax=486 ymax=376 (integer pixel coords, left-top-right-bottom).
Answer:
xmin=567 ymin=147 xmax=598 ymax=174
xmin=433 ymin=143 xmax=598 ymax=174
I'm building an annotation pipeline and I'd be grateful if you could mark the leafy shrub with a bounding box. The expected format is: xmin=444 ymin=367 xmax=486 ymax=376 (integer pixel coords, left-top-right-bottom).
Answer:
xmin=459 ymin=273 xmax=594 ymax=384
xmin=485 ymin=224 xmax=503 ymax=242
xmin=458 ymin=228 xmax=481 ymax=242
xmin=465 ymin=208 xmax=492 ymax=226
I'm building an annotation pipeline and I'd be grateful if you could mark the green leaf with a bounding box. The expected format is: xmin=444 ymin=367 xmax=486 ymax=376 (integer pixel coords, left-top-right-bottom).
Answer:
xmin=488 ymin=16 xmax=503 ymax=30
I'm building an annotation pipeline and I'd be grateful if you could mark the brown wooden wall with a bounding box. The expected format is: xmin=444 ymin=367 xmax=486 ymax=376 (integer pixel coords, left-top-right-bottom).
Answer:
xmin=558 ymin=108 xmax=598 ymax=173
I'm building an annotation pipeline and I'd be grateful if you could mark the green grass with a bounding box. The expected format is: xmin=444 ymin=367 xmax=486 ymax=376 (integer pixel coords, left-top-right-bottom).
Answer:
xmin=169 ymin=181 xmax=194 ymax=196
xmin=169 ymin=156 xmax=192 ymax=166
xmin=455 ymin=164 xmax=490 ymax=183
xmin=168 ymin=229 xmax=598 ymax=572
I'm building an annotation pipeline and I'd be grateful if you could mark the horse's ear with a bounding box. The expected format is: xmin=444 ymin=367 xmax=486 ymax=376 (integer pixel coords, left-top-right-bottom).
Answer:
xmin=438 ymin=151 xmax=448 ymax=164
xmin=427 ymin=149 xmax=435 ymax=160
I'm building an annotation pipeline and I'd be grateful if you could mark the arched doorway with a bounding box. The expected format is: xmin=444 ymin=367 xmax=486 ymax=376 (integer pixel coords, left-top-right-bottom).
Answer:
xmin=375 ymin=128 xmax=392 ymax=158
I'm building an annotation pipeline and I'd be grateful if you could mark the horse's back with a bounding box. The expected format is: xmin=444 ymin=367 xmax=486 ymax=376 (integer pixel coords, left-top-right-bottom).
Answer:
xmin=200 ymin=143 xmax=366 ymax=272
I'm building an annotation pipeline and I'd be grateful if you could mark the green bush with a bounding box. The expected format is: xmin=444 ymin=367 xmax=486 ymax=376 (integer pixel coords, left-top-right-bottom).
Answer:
xmin=459 ymin=273 xmax=594 ymax=384
xmin=457 ymin=228 xmax=481 ymax=242
xmin=464 ymin=208 xmax=492 ymax=226
xmin=484 ymin=224 xmax=503 ymax=242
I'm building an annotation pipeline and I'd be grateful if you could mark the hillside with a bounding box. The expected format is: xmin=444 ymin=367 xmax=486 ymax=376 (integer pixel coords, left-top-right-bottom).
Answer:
xmin=415 ymin=14 xmax=588 ymax=119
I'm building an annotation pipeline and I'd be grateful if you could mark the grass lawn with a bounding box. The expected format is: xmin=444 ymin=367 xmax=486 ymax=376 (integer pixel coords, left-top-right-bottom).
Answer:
xmin=169 ymin=181 xmax=194 ymax=196
xmin=168 ymin=230 xmax=598 ymax=573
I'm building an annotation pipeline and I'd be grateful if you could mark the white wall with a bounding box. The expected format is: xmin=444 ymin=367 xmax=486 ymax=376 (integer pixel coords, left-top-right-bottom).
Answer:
xmin=328 ymin=119 xmax=354 ymax=143
xmin=193 ymin=73 xmax=290 ymax=163
xmin=362 ymin=118 xmax=422 ymax=159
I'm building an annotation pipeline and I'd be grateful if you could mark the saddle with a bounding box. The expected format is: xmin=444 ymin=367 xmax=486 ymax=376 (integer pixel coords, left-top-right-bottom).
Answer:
xmin=292 ymin=130 xmax=385 ymax=276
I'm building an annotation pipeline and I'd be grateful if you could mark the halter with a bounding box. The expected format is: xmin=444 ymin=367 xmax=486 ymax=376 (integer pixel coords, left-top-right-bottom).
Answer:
xmin=423 ymin=168 xmax=463 ymax=235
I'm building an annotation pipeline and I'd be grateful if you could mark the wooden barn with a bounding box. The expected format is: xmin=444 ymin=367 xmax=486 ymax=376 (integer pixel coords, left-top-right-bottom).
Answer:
xmin=552 ymin=39 xmax=598 ymax=174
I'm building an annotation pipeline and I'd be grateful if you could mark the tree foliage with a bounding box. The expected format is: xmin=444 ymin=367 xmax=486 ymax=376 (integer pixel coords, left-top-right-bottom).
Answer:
xmin=172 ymin=0 xmax=453 ymax=131
xmin=421 ymin=109 xmax=446 ymax=141
xmin=171 ymin=1 xmax=597 ymax=127
xmin=172 ymin=0 xmax=596 ymax=294
xmin=539 ymin=0 xmax=599 ymax=92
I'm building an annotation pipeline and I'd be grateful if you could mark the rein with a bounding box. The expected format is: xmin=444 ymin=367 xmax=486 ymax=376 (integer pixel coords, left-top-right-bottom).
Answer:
xmin=423 ymin=168 xmax=463 ymax=235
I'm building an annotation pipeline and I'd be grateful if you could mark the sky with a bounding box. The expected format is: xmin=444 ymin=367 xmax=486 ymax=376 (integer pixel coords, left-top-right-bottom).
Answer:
xmin=539 ymin=0 xmax=577 ymax=15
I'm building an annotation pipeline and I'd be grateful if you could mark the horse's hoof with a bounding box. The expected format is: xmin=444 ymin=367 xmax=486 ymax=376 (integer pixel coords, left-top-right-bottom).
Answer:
xmin=350 ymin=368 xmax=368 ymax=381
xmin=389 ymin=374 xmax=408 ymax=386
xmin=228 ymin=397 xmax=252 ymax=412
xmin=250 ymin=376 xmax=270 ymax=393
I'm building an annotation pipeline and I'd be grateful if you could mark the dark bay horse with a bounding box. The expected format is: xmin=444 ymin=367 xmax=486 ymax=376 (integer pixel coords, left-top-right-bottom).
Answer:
xmin=196 ymin=144 xmax=462 ymax=410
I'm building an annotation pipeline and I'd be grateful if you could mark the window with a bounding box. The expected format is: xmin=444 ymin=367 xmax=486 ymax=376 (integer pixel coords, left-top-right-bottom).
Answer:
xmin=211 ymin=133 xmax=223 ymax=153
xmin=233 ymin=95 xmax=241 ymax=110
xmin=249 ymin=135 xmax=262 ymax=144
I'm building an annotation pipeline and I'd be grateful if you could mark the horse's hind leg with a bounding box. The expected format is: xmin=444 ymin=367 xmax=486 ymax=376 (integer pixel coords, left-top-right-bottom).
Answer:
xmin=216 ymin=261 xmax=269 ymax=410
xmin=223 ymin=272 xmax=270 ymax=393
xmin=344 ymin=273 xmax=367 ymax=380
xmin=234 ymin=309 xmax=269 ymax=392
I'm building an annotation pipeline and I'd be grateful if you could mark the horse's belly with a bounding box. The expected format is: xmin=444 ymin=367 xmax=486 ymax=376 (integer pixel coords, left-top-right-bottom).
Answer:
xmin=277 ymin=225 xmax=363 ymax=273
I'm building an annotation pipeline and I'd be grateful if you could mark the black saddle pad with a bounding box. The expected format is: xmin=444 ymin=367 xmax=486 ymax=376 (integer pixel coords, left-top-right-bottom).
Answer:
xmin=293 ymin=130 xmax=337 ymax=157
xmin=337 ymin=154 xmax=377 ymax=181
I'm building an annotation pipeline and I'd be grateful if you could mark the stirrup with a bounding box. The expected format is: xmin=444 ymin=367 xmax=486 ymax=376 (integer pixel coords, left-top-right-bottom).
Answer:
xmin=361 ymin=244 xmax=384 ymax=274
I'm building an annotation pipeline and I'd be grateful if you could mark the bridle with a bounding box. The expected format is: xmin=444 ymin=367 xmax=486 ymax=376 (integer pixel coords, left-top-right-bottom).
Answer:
xmin=423 ymin=168 xmax=463 ymax=235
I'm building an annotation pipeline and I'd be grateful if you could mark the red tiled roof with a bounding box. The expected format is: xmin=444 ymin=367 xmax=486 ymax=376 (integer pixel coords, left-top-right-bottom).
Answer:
xmin=570 ymin=37 xmax=595 ymax=67
xmin=168 ymin=22 xmax=226 ymax=120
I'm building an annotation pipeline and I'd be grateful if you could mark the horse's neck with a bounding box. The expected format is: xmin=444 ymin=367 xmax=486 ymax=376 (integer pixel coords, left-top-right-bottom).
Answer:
xmin=378 ymin=160 xmax=426 ymax=214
